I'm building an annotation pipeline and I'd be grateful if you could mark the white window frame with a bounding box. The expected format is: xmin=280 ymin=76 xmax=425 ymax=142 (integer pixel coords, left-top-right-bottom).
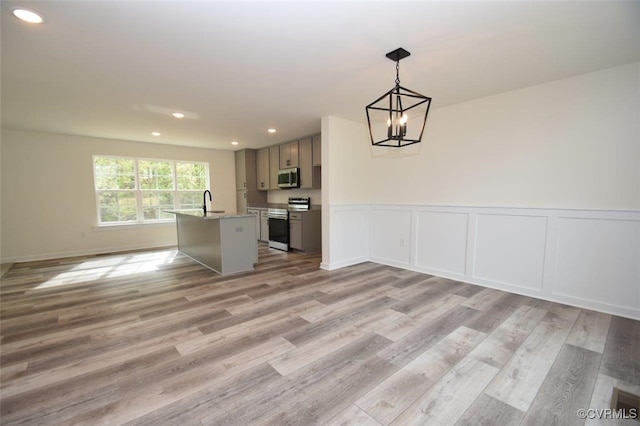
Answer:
xmin=93 ymin=155 xmax=210 ymax=226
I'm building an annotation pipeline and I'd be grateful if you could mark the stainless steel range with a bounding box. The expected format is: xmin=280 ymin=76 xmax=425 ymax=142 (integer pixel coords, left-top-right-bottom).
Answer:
xmin=268 ymin=197 xmax=311 ymax=251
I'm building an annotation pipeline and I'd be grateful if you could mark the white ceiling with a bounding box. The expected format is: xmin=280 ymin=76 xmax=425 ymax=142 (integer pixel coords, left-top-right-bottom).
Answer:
xmin=2 ymin=1 xmax=639 ymax=150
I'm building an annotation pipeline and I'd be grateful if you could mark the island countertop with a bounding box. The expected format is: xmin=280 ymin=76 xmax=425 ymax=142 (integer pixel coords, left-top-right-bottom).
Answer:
xmin=166 ymin=210 xmax=254 ymax=220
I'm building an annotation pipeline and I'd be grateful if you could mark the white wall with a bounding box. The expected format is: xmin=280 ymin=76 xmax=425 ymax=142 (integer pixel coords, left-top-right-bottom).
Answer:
xmin=0 ymin=129 xmax=236 ymax=262
xmin=324 ymin=116 xmax=373 ymax=205
xmin=323 ymin=62 xmax=640 ymax=319
xmin=321 ymin=116 xmax=372 ymax=269
xmin=367 ymin=62 xmax=639 ymax=210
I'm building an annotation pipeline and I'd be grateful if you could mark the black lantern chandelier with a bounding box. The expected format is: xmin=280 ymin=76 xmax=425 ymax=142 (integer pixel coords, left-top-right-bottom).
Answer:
xmin=365 ymin=48 xmax=432 ymax=147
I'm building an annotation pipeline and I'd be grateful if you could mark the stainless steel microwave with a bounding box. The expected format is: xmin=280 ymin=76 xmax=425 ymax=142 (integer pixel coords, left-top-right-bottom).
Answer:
xmin=277 ymin=167 xmax=300 ymax=189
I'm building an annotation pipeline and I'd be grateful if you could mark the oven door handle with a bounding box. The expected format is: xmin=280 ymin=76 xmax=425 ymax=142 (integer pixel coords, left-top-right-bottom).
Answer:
xmin=268 ymin=214 xmax=288 ymax=221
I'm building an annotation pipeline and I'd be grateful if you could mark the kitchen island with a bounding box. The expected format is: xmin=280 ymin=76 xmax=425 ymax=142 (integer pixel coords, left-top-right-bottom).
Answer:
xmin=167 ymin=210 xmax=257 ymax=275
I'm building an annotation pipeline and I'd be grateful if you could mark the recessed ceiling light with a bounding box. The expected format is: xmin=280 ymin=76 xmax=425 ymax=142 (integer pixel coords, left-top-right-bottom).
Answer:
xmin=231 ymin=141 xmax=239 ymax=146
xmin=172 ymin=112 xmax=185 ymax=119
xmin=151 ymin=131 xmax=161 ymax=136
xmin=13 ymin=8 xmax=44 ymax=24
xmin=267 ymin=128 xmax=277 ymax=134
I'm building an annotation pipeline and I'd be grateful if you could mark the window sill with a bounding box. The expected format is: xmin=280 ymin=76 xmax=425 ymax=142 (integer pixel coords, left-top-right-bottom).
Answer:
xmin=93 ymin=221 xmax=175 ymax=231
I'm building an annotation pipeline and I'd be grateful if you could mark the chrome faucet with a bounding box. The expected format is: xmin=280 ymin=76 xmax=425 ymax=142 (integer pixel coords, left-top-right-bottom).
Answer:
xmin=203 ymin=190 xmax=212 ymax=215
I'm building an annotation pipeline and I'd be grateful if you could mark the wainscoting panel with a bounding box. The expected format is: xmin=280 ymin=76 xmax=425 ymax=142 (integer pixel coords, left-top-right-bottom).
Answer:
xmin=472 ymin=214 xmax=548 ymax=291
xmin=369 ymin=208 xmax=412 ymax=268
xmin=552 ymin=216 xmax=640 ymax=317
xmin=414 ymin=210 xmax=469 ymax=276
xmin=326 ymin=204 xmax=639 ymax=319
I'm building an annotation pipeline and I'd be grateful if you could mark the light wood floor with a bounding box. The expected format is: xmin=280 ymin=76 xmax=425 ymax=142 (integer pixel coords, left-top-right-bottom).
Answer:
xmin=1 ymin=245 xmax=638 ymax=425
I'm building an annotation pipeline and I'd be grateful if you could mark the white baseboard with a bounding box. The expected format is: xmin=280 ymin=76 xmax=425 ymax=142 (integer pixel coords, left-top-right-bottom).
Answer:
xmin=1 ymin=243 xmax=175 ymax=264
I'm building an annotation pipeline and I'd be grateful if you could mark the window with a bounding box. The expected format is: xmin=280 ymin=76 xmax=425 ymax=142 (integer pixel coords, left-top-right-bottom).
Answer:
xmin=93 ymin=156 xmax=209 ymax=225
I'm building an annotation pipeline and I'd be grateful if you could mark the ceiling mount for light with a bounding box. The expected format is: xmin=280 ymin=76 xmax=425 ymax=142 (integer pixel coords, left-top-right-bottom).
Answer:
xmin=365 ymin=47 xmax=432 ymax=148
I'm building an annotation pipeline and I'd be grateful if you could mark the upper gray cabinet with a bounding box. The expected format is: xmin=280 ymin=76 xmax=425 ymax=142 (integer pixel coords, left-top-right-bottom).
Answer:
xmin=269 ymin=146 xmax=280 ymax=190
xmin=241 ymin=133 xmax=320 ymax=193
xmin=235 ymin=149 xmax=249 ymax=190
xmin=312 ymin=134 xmax=321 ymax=166
xmin=256 ymin=148 xmax=270 ymax=191
xmin=235 ymin=149 xmax=267 ymax=206
xmin=279 ymin=141 xmax=299 ymax=169
xmin=299 ymin=137 xmax=320 ymax=189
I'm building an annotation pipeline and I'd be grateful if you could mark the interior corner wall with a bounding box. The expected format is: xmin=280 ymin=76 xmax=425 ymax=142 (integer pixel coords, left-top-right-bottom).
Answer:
xmin=0 ymin=129 xmax=236 ymax=262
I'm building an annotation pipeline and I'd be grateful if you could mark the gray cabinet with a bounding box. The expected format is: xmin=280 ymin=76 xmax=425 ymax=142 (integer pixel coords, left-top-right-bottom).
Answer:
xmin=247 ymin=208 xmax=261 ymax=241
xmin=236 ymin=190 xmax=247 ymax=215
xmin=248 ymin=208 xmax=270 ymax=242
xmin=260 ymin=210 xmax=269 ymax=242
xmin=279 ymin=141 xmax=299 ymax=169
xmin=289 ymin=215 xmax=303 ymax=250
xmin=235 ymin=149 xmax=266 ymax=213
xmin=288 ymin=210 xmax=321 ymax=253
xmin=312 ymin=134 xmax=321 ymax=166
xmin=256 ymin=148 xmax=270 ymax=191
xmin=299 ymin=137 xmax=320 ymax=189
xmin=235 ymin=150 xmax=248 ymax=190
xmin=269 ymin=145 xmax=280 ymax=190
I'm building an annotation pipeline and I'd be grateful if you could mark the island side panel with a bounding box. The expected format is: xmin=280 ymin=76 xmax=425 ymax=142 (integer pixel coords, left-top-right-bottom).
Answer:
xmin=176 ymin=214 xmax=223 ymax=273
xmin=219 ymin=216 xmax=257 ymax=274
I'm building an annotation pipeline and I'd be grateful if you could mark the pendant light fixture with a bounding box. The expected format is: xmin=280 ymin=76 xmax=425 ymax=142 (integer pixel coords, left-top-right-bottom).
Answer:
xmin=365 ymin=48 xmax=432 ymax=147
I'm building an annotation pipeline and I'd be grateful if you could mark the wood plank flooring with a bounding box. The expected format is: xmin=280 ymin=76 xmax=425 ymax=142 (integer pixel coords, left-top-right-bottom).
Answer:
xmin=1 ymin=245 xmax=639 ymax=425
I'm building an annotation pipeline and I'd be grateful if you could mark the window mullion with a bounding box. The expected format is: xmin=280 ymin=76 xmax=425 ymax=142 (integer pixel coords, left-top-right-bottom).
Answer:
xmin=172 ymin=161 xmax=178 ymax=210
xmin=135 ymin=159 xmax=144 ymax=223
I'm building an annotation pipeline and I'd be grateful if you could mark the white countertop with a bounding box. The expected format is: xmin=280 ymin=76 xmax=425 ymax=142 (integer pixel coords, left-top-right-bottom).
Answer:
xmin=165 ymin=210 xmax=254 ymax=220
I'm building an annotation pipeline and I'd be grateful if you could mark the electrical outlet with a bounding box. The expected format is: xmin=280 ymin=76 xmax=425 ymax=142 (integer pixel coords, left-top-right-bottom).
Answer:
xmin=400 ymin=239 xmax=405 ymax=247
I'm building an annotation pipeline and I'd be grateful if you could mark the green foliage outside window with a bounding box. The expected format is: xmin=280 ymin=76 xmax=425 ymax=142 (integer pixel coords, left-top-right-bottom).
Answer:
xmin=139 ymin=160 xmax=174 ymax=190
xmin=94 ymin=156 xmax=208 ymax=224
xmin=99 ymin=191 xmax=137 ymax=222
xmin=176 ymin=162 xmax=206 ymax=210
xmin=94 ymin=158 xmax=135 ymax=190
xmin=177 ymin=162 xmax=207 ymax=190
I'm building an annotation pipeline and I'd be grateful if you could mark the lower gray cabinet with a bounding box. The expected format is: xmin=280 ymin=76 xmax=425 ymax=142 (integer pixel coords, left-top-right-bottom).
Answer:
xmin=260 ymin=210 xmax=269 ymax=242
xmin=248 ymin=208 xmax=269 ymax=242
xmin=247 ymin=208 xmax=260 ymax=241
xmin=289 ymin=216 xmax=303 ymax=250
xmin=288 ymin=210 xmax=321 ymax=253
